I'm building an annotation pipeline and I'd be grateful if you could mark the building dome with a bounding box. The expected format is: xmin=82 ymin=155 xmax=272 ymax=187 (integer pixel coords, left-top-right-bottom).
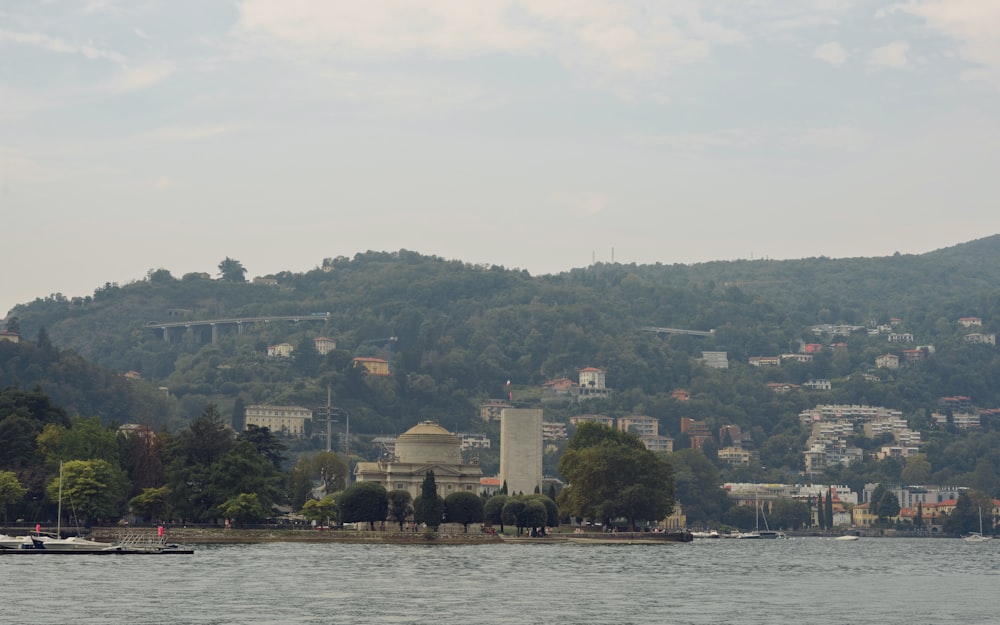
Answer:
xmin=395 ymin=420 xmax=462 ymax=465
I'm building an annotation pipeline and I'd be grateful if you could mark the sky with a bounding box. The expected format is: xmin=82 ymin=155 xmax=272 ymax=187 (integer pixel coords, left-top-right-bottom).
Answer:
xmin=3 ymin=1 xmax=1000 ymax=316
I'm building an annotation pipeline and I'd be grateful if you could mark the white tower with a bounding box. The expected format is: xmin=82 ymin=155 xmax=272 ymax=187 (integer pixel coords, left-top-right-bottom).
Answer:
xmin=499 ymin=408 xmax=543 ymax=495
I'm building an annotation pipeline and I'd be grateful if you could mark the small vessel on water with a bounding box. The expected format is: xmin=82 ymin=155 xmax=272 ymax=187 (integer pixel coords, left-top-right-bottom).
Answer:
xmin=737 ymin=490 xmax=786 ymax=539
xmin=963 ymin=508 xmax=992 ymax=544
xmin=835 ymin=534 xmax=860 ymax=541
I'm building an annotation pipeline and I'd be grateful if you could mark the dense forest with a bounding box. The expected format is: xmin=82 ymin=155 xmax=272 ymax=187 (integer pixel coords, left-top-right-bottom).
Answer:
xmin=3 ymin=237 xmax=1000 ymax=510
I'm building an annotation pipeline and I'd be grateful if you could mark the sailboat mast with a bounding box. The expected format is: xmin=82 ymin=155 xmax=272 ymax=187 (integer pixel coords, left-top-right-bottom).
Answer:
xmin=56 ymin=461 xmax=63 ymax=538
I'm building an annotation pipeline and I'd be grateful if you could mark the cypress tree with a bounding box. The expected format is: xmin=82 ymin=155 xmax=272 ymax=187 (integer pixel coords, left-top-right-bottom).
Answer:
xmin=825 ymin=487 xmax=835 ymax=528
xmin=817 ymin=493 xmax=826 ymax=530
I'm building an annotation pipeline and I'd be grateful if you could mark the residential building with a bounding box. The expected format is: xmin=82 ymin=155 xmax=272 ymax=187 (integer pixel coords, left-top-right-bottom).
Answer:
xmin=267 ymin=342 xmax=294 ymax=358
xmin=353 ymin=356 xmax=390 ymax=376
xmin=577 ymin=367 xmax=612 ymax=400
xmin=541 ymin=377 xmax=577 ymax=402
xmin=480 ymin=399 xmax=511 ymax=422
xmin=456 ymin=433 xmax=491 ymax=451
xmin=618 ymin=415 xmax=659 ymax=438
xmin=244 ymin=404 xmax=313 ymax=437
xmin=671 ymin=389 xmax=691 ymax=401
xmin=749 ymin=356 xmax=781 ymax=367
xmin=938 ymin=396 xmax=972 ymax=411
xmin=718 ymin=425 xmax=743 ymax=448
xmin=700 ymin=351 xmax=729 ymax=369
xmin=542 ymin=421 xmax=568 ymax=441
xmin=876 ymin=354 xmax=899 ymax=369
xmin=569 ymin=414 xmax=615 ymax=428
xmin=781 ymin=353 xmax=813 ymax=363
xmin=313 ymin=336 xmax=337 ymax=355
xmin=931 ymin=412 xmax=981 ymax=429
xmin=640 ymin=436 xmax=674 ymax=452
xmin=958 ymin=317 xmax=983 ymax=328
xmin=901 ymin=348 xmax=926 ymax=363
xmin=0 ymin=330 xmax=20 ymax=344
xmin=717 ymin=446 xmax=750 ymax=466
xmin=803 ymin=379 xmax=832 ymax=391
xmin=767 ymin=382 xmax=799 ymax=394
xmin=681 ymin=417 xmax=712 ymax=449
xmin=964 ymin=333 xmax=996 ymax=345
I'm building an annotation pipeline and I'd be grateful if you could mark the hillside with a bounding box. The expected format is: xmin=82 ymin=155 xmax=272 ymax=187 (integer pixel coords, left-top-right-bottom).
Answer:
xmin=3 ymin=239 xmax=1000 ymax=486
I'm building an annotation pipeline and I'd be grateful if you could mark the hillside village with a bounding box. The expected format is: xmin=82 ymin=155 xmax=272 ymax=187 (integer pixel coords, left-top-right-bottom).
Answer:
xmin=3 ymin=243 xmax=1000 ymax=533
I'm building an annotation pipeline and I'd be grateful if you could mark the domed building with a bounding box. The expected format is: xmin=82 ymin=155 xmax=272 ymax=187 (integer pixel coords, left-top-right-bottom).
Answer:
xmin=354 ymin=421 xmax=483 ymax=499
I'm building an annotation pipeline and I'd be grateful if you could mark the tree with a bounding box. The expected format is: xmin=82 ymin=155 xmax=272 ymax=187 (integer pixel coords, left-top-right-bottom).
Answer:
xmin=415 ymin=471 xmax=444 ymax=529
xmin=45 ymin=459 xmax=129 ymax=526
xmin=300 ymin=495 xmax=339 ymax=526
xmin=237 ymin=424 xmax=287 ymax=470
xmin=817 ymin=493 xmax=826 ymax=530
xmin=914 ymin=502 xmax=924 ymax=529
xmin=825 ymin=487 xmax=835 ymax=527
xmin=558 ymin=423 xmax=674 ymax=530
xmin=232 ymin=398 xmax=246 ymax=432
xmin=768 ymin=497 xmax=812 ymax=530
xmin=339 ymin=481 xmax=388 ymax=530
xmin=128 ymin=486 xmax=171 ymax=523
xmin=444 ymin=491 xmax=484 ymax=532
xmin=901 ymin=454 xmax=932 ymax=485
xmin=218 ymin=493 xmax=269 ymax=526
xmin=387 ymin=490 xmax=413 ymax=530
xmin=501 ymin=497 xmax=526 ymax=535
xmin=869 ymin=484 xmax=900 ymax=523
xmin=218 ymin=257 xmax=247 ymax=282
xmin=666 ymin=449 xmax=730 ymax=526
xmin=484 ymin=494 xmax=508 ymax=533
xmin=0 ymin=470 xmax=27 ymax=524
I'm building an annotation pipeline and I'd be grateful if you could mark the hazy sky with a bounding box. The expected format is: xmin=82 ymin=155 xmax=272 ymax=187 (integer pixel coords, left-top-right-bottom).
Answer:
xmin=3 ymin=1 xmax=1000 ymax=316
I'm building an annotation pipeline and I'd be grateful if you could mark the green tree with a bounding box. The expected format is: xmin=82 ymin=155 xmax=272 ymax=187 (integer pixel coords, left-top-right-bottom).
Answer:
xmin=300 ymin=495 xmax=339 ymax=526
xmin=415 ymin=471 xmax=444 ymax=529
xmin=817 ymin=493 xmax=826 ymax=530
xmin=232 ymin=398 xmax=246 ymax=432
xmin=45 ymin=459 xmax=129 ymax=526
xmin=0 ymin=470 xmax=28 ymax=524
xmin=237 ymin=424 xmax=287 ymax=470
xmin=558 ymin=423 xmax=674 ymax=530
xmin=218 ymin=492 xmax=269 ymax=525
xmin=387 ymin=490 xmax=413 ymax=530
xmin=128 ymin=486 xmax=171 ymax=523
xmin=444 ymin=491 xmax=484 ymax=532
xmin=484 ymin=494 xmax=508 ymax=533
xmin=218 ymin=257 xmax=247 ymax=282
xmin=768 ymin=497 xmax=812 ymax=530
xmin=901 ymin=454 xmax=932 ymax=485
xmin=869 ymin=484 xmax=901 ymax=523
xmin=501 ymin=497 xmax=527 ymax=535
xmin=825 ymin=487 xmax=835 ymax=527
xmin=339 ymin=481 xmax=388 ymax=530
xmin=665 ymin=449 xmax=730 ymax=526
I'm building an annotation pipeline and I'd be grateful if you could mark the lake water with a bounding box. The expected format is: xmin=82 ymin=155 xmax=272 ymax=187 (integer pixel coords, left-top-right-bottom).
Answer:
xmin=2 ymin=537 xmax=997 ymax=625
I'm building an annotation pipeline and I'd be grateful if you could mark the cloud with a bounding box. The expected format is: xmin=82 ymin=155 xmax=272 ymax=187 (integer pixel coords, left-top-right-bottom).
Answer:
xmin=900 ymin=0 xmax=1000 ymax=86
xmin=235 ymin=1 xmax=744 ymax=98
xmin=813 ymin=41 xmax=847 ymax=65
xmin=867 ymin=41 xmax=910 ymax=69
xmin=553 ymin=190 xmax=610 ymax=216
xmin=101 ymin=60 xmax=175 ymax=94
xmin=150 ymin=176 xmax=175 ymax=190
xmin=140 ymin=123 xmax=245 ymax=143
xmin=0 ymin=29 xmax=126 ymax=64
xmin=624 ymin=129 xmax=761 ymax=151
xmin=796 ymin=125 xmax=872 ymax=151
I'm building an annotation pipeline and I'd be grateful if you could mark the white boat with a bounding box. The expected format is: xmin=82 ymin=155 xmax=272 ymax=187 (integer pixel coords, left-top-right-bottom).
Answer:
xmin=690 ymin=530 xmax=719 ymax=539
xmin=0 ymin=534 xmax=33 ymax=549
xmin=963 ymin=508 xmax=992 ymax=544
xmin=737 ymin=490 xmax=786 ymax=539
xmin=835 ymin=534 xmax=859 ymax=541
xmin=27 ymin=535 xmax=120 ymax=551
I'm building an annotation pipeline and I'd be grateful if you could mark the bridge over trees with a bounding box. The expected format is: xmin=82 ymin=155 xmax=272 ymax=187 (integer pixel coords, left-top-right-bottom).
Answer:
xmin=146 ymin=314 xmax=330 ymax=344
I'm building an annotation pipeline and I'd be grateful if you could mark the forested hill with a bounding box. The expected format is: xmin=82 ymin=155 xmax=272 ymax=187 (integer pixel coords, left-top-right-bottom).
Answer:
xmin=4 ymin=237 xmax=1000 ymax=444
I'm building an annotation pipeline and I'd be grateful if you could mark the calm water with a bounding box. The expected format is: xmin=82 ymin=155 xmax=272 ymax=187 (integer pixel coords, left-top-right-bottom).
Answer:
xmin=2 ymin=537 xmax=997 ymax=625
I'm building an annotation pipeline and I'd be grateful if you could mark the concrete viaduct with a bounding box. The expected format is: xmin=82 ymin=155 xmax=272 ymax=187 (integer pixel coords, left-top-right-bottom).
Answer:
xmin=146 ymin=313 xmax=330 ymax=344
